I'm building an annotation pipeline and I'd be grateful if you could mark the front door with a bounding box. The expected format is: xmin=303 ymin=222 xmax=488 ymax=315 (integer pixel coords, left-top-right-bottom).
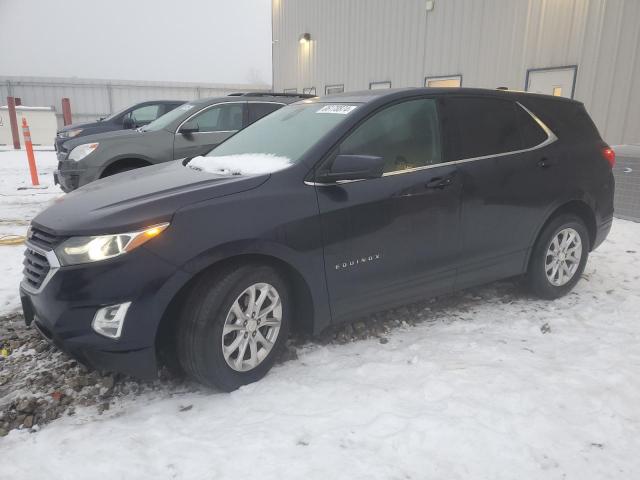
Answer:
xmin=314 ymin=98 xmax=461 ymax=322
xmin=173 ymin=102 xmax=245 ymax=159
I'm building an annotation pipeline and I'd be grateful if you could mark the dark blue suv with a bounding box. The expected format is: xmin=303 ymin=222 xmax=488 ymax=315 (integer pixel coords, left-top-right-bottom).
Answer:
xmin=22 ymin=88 xmax=615 ymax=391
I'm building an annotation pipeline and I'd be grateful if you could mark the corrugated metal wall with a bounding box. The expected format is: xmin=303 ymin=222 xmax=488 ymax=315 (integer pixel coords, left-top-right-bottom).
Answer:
xmin=0 ymin=76 xmax=269 ymax=129
xmin=272 ymin=0 xmax=640 ymax=145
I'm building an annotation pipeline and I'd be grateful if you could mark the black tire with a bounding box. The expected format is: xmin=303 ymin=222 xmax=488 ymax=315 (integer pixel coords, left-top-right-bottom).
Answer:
xmin=177 ymin=264 xmax=291 ymax=391
xmin=526 ymin=214 xmax=590 ymax=299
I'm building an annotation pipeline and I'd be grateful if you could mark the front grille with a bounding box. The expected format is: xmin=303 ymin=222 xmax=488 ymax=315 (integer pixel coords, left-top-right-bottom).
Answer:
xmin=23 ymin=247 xmax=51 ymax=291
xmin=29 ymin=227 xmax=65 ymax=250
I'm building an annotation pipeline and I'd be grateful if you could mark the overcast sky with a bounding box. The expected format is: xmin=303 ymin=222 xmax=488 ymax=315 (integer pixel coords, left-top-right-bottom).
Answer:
xmin=0 ymin=0 xmax=272 ymax=86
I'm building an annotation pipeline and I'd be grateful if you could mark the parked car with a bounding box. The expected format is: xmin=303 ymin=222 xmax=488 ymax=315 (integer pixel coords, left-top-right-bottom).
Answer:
xmin=21 ymin=88 xmax=614 ymax=391
xmin=54 ymin=93 xmax=313 ymax=192
xmin=55 ymin=100 xmax=184 ymax=152
xmin=611 ymin=144 xmax=640 ymax=222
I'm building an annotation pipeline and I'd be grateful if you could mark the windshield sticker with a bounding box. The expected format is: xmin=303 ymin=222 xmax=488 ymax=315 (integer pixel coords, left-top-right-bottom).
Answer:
xmin=316 ymin=105 xmax=357 ymax=115
xmin=179 ymin=104 xmax=195 ymax=111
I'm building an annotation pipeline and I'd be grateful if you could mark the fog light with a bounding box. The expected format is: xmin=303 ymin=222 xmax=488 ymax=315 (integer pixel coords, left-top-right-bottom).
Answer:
xmin=92 ymin=302 xmax=131 ymax=339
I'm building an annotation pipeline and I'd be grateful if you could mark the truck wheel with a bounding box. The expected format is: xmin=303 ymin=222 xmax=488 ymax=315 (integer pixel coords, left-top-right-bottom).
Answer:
xmin=177 ymin=264 xmax=290 ymax=391
xmin=526 ymin=214 xmax=590 ymax=299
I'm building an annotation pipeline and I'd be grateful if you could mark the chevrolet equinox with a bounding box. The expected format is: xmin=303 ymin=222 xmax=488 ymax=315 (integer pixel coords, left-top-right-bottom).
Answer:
xmin=20 ymin=88 xmax=615 ymax=391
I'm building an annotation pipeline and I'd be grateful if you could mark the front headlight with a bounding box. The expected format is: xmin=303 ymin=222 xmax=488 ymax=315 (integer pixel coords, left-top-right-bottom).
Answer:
xmin=55 ymin=223 xmax=169 ymax=266
xmin=68 ymin=142 xmax=99 ymax=161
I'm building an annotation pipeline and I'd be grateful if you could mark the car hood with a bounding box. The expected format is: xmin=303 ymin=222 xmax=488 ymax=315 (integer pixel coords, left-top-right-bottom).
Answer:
xmin=62 ymin=128 xmax=147 ymax=150
xmin=33 ymin=160 xmax=269 ymax=236
xmin=58 ymin=120 xmax=105 ymax=133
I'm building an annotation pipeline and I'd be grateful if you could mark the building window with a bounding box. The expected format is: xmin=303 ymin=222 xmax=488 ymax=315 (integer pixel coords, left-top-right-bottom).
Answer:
xmin=425 ymin=75 xmax=462 ymax=88
xmin=369 ymin=81 xmax=391 ymax=90
xmin=303 ymin=87 xmax=317 ymax=95
xmin=325 ymin=84 xmax=345 ymax=95
xmin=525 ymin=65 xmax=577 ymax=99
xmin=283 ymin=88 xmax=297 ymax=94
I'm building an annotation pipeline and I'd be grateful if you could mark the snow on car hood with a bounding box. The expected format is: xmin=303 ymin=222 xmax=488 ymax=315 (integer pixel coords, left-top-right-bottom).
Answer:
xmin=187 ymin=154 xmax=292 ymax=176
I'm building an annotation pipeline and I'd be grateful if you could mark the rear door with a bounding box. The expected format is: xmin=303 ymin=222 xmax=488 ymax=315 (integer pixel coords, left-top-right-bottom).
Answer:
xmin=315 ymin=97 xmax=461 ymax=322
xmin=173 ymin=102 xmax=245 ymax=159
xmin=441 ymin=96 xmax=558 ymax=288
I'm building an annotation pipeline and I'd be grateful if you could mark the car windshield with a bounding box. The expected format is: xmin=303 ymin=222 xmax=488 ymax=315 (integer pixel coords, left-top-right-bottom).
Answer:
xmin=187 ymin=102 xmax=359 ymax=175
xmin=102 ymin=105 xmax=132 ymax=122
xmin=141 ymin=103 xmax=197 ymax=132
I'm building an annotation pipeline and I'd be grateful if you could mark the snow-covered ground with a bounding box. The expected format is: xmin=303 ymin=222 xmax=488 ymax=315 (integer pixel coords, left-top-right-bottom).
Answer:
xmin=0 ymin=148 xmax=61 ymax=313
xmin=0 ymin=147 xmax=639 ymax=479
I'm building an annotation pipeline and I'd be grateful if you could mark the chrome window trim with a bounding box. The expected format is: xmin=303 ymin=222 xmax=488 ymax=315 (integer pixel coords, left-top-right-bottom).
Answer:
xmin=307 ymin=101 xmax=557 ymax=186
xmin=175 ymin=101 xmax=246 ymax=134
xmin=20 ymin=240 xmax=61 ymax=295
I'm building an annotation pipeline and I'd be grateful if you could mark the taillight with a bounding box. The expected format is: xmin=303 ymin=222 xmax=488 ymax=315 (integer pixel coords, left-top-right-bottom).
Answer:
xmin=602 ymin=147 xmax=616 ymax=168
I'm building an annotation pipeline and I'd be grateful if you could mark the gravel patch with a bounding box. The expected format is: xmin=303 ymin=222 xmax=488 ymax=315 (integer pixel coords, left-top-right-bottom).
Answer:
xmin=0 ymin=281 xmax=522 ymax=436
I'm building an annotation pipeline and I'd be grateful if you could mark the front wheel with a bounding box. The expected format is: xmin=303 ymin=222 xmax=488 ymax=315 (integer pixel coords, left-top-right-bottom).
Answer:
xmin=177 ymin=264 xmax=290 ymax=391
xmin=526 ymin=214 xmax=590 ymax=299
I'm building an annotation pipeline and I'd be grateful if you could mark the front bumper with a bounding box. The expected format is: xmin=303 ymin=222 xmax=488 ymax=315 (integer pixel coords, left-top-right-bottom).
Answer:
xmin=19 ymin=246 xmax=190 ymax=379
xmin=54 ymin=158 xmax=100 ymax=192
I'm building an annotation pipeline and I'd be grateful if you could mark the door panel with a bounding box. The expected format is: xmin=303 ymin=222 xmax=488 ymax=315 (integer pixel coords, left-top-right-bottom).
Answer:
xmin=317 ymin=167 xmax=460 ymax=321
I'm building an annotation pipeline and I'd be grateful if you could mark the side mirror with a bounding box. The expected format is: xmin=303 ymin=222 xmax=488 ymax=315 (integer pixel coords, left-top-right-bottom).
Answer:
xmin=179 ymin=120 xmax=199 ymax=135
xmin=316 ymin=154 xmax=384 ymax=183
xmin=122 ymin=116 xmax=135 ymax=129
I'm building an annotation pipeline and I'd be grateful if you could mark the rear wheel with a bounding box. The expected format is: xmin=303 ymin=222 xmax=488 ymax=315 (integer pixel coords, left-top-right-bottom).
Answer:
xmin=177 ymin=264 xmax=290 ymax=391
xmin=526 ymin=214 xmax=590 ymax=299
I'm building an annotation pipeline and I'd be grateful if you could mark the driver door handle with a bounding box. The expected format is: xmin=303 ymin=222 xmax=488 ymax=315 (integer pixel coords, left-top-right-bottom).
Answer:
xmin=426 ymin=175 xmax=454 ymax=189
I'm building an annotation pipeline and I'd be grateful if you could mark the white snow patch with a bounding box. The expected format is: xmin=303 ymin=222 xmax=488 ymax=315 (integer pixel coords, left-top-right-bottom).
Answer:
xmin=0 ymin=147 xmax=61 ymax=314
xmin=188 ymin=153 xmax=292 ymax=176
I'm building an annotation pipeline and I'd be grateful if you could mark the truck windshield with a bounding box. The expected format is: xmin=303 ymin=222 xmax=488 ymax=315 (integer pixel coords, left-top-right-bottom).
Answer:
xmin=202 ymin=102 xmax=359 ymax=165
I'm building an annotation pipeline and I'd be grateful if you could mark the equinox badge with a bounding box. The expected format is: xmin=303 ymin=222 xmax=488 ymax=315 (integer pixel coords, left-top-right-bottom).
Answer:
xmin=335 ymin=253 xmax=382 ymax=271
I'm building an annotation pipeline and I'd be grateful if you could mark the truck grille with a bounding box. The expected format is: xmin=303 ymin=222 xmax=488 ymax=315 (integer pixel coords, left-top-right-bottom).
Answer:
xmin=23 ymin=247 xmax=51 ymax=291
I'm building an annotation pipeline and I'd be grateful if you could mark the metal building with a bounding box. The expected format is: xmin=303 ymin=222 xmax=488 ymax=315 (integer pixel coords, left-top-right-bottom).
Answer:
xmin=1 ymin=76 xmax=269 ymax=129
xmin=272 ymin=0 xmax=640 ymax=145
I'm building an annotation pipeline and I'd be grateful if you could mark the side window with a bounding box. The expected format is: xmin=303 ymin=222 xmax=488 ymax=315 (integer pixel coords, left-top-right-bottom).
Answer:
xmin=129 ymin=104 xmax=161 ymax=124
xmin=515 ymin=105 xmax=548 ymax=148
xmin=248 ymin=103 xmax=283 ymax=125
xmin=191 ymin=103 xmax=244 ymax=132
xmin=338 ymin=98 xmax=442 ymax=174
xmin=445 ymin=97 xmax=522 ymax=160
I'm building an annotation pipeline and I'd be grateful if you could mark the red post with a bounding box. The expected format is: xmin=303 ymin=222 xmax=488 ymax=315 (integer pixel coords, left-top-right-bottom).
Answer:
xmin=7 ymin=96 xmax=21 ymax=150
xmin=21 ymin=117 xmax=40 ymax=186
xmin=61 ymin=97 xmax=72 ymax=126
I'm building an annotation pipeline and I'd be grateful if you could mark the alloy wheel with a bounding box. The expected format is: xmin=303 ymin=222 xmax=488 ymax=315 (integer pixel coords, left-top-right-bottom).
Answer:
xmin=221 ymin=282 xmax=282 ymax=372
xmin=544 ymin=227 xmax=583 ymax=286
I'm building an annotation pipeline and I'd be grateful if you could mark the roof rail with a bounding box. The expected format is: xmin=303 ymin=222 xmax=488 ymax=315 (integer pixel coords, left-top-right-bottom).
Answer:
xmin=227 ymin=92 xmax=317 ymax=99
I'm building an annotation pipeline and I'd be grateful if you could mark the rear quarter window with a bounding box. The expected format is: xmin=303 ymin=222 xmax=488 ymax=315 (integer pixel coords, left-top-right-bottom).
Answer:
xmin=518 ymin=98 xmax=602 ymax=143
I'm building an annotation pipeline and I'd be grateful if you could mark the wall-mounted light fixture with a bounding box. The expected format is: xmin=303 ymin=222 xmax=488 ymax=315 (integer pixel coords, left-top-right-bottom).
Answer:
xmin=299 ymin=33 xmax=311 ymax=45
